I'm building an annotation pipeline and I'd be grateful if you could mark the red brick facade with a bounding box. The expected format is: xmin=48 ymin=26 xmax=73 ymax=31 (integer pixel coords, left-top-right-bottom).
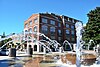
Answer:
xmin=24 ymin=13 xmax=81 ymax=44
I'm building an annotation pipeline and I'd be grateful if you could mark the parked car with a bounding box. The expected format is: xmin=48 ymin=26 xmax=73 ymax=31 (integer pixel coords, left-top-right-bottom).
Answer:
xmin=0 ymin=49 xmax=9 ymax=56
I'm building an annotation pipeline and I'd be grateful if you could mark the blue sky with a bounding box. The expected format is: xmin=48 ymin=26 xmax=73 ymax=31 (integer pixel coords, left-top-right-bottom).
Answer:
xmin=0 ymin=0 xmax=100 ymax=35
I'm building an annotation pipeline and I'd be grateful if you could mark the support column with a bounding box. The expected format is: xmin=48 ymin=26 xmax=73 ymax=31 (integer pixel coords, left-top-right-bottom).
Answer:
xmin=27 ymin=45 xmax=33 ymax=56
xmin=37 ymin=44 xmax=39 ymax=52
xmin=9 ymin=48 xmax=16 ymax=57
xmin=43 ymin=47 xmax=46 ymax=54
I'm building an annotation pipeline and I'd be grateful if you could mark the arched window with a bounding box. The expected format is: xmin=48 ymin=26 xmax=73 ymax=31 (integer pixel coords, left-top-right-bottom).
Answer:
xmin=41 ymin=25 xmax=48 ymax=34
xmin=25 ymin=30 xmax=28 ymax=32
xmin=50 ymin=27 xmax=55 ymax=35
xmin=33 ymin=26 xmax=37 ymax=32
xmin=29 ymin=21 xmax=32 ymax=25
xmin=25 ymin=23 xmax=28 ymax=28
xmin=50 ymin=27 xmax=55 ymax=32
xmin=29 ymin=28 xmax=32 ymax=33
xmin=34 ymin=18 xmax=38 ymax=23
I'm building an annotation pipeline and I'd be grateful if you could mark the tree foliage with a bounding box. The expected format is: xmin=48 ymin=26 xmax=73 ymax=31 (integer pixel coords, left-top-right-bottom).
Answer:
xmin=0 ymin=32 xmax=12 ymax=48
xmin=83 ymin=7 xmax=100 ymax=45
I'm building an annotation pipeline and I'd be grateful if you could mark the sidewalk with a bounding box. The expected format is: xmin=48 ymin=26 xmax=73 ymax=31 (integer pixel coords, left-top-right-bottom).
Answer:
xmin=0 ymin=56 xmax=12 ymax=60
xmin=0 ymin=52 xmax=28 ymax=60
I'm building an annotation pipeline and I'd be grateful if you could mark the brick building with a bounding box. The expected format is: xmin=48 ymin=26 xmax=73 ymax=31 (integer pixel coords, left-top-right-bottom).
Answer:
xmin=24 ymin=12 xmax=81 ymax=52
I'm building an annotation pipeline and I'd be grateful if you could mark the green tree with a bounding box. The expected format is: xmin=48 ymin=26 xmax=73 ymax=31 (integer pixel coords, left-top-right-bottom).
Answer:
xmin=83 ymin=7 xmax=100 ymax=45
xmin=0 ymin=32 xmax=12 ymax=48
xmin=0 ymin=32 xmax=6 ymax=47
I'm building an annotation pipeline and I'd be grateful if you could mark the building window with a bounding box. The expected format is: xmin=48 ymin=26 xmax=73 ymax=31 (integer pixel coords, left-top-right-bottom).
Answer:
xmin=29 ymin=21 xmax=32 ymax=25
xmin=58 ymin=37 xmax=62 ymax=41
xmin=34 ymin=26 xmax=37 ymax=32
xmin=71 ymin=30 xmax=74 ymax=35
xmin=58 ymin=30 xmax=62 ymax=36
xmin=71 ymin=25 xmax=74 ymax=29
xmin=66 ymin=24 xmax=69 ymax=28
xmin=50 ymin=27 xmax=55 ymax=35
xmin=25 ymin=30 xmax=28 ymax=32
xmin=66 ymin=37 xmax=70 ymax=41
xmin=72 ymin=19 xmax=75 ymax=23
xmin=66 ymin=29 xmax=70 ymax=34
xmin=34 ymin=18 xmax=38 ymax=23
xmin=58 ymin=23 xmax=61 ymax=27
xmin=25 ymin=23 xmax=28 ymax=28
xmin=29 ymin=28 xmax=32 ymax=33
xmin=68 ymin=18 xmax=69 ymax=21
xmin=72 ymin=38 xmax=75 ymax=41
xmin=50 ymin=20 xmax=55 ymax=25
xmin=42 ymin=18 xmax=47 ymax=23
xmin=69 ymin=18 xmax=72 ymax=22
xmin=72 ymin=35 xmax=75 ymax=41
xmin=66 ymin=29 xmax=70 ymax=41
xmin=50 ymin=36 xmax=55 ymax=40
xmin=41 ymin=25 xmax=48 ymax=34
